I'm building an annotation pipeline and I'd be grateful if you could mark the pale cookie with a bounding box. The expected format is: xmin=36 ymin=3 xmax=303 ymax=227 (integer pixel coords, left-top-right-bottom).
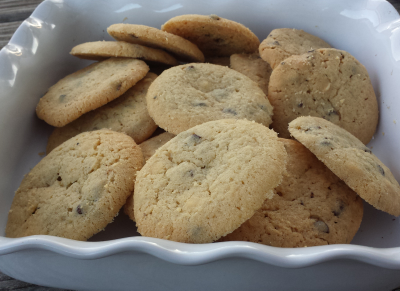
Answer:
xmin=134 ymin=119 xmax=287 ymax=243
xmin=46 ymin=73 xmax=158 ymax=153
xmin=146 ymin=63 xmax=274 ymax=135
xmin=289 ymin=116 xmax=400 ymax=217
xmin=139 ymin=132 xmax=176 ymax=162
xmin=36 ymin=58 xmax=149 ymax=127
xmin=5 ymin=130 xmax=144 ymax=241
xmin=268 ymin=48 xmax=378 ymax=144
xmin=205 ymin=57 xmax=230 ymax=67
xmin=221 ymin=138 xmax=363 ymax=247
xmin=107 ymin=24 xmax=204 ymax=62
xmin=123 ymin=131 xmax=176 ymax=222
xmin=70 ymin=41 xmax=179 ymax=66
xmin=230 ymin=53 xmax=272 ymax=95
xmin=162 ymin=14 xmax=260 ymax=57
xmin=259 ymin=28 xmax=331 ymax=69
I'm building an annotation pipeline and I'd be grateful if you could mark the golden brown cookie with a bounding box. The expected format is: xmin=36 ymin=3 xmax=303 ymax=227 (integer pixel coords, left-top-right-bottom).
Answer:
xmin=259 ymin=28 xmax=331 ymax=69
xmin=134 ymin=119 xmax=287 ymax=243
xmin=70 ymin=41 xmax=179 ymax=66
xmin=146 ymin=63 xmax=273 ymax=135
xmin=268 ymin=48 xmax=378 ymax=144
xmin=46 ymin=73 xmax=158 ymax=153
xmin=289 ymin=116 xmax=400 ymax=217
xmin=6 ymin=130 xmax=144 ymax=240
xmin=162 ymin=14 xmax=259 ymax=57
xmin=36 ymin=58 xmax=149 ymax=127
xmin=107 ymin=24 xmax=204 ymax=62
xmin=230 ymin=53 xmax=272 ymax=95
xmin=221 ymin=138 xmax=364 ymax=247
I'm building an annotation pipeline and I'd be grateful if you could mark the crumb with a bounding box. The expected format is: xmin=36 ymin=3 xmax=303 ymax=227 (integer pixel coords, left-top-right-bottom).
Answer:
xmin=123 ymin=17 xmax=128 ymax=22
xmin=394 ymin=120 xmax=397 ymax=124
xmin=38 ymin=152 xmax=45 ymax=157
xmin=382 ymin=132 xmax=385 ymax=136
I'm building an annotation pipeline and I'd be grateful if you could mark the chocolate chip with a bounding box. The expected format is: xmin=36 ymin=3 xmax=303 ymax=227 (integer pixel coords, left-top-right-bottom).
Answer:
xmin=300 ymin=200 xmax=304 ymax=206
xmin=281 ymin=61 xmax=285 ymax=65
xmin=188 ymin=170 xmax=194 ymax=177
xmin=363 ymin=147 xmax=372 ymax=154
xmin=313 ymin=219 xmax=329 ymax=233
xmin=273 ymin=41 xmax=280 ymax=45
xmin=308 ymin=49 xmax=315 ymax=53
xmin=377 ymin=164 xmax=385 ymax=176
xmin=222 ymin=108 xmax=237 ymax=115
xmin=310 ymin=192 xmax=314 ymax=198
xmin=214 ymin=38 xmax=224 ymax=43
xmin=186 ymin=65 xmax=195 ymax=71
xmin=116 ymin=84 xmax=122 ymax=91
xmin=192 ymin=133 xmax=201 ymax=142
xmin=277 ymin=191 xmax=283 ymax=196
xmin=298 ymin=102 xmax=303 ymax=108
xmin=210 ymin=14 xmax=220 ymax=20
xmin=328 ymin=109 xmax=338 ymax=116
xmin=57 ymin=176 xmax=62 ymax=181
xmin=77 ymin=205 xmax=83 ymax=215
xmin=76 ymin=143 xmax=79 ymax=145
xmin=320 ymin=140 xmax=332 ymax=146
xmin=59 ymin=94 xmax=66 ymax=102
xmin=333 ymin=200 xmax=345 ymax=216
xmin=193 ymin=102 xmax=207 ymax=107
xmin=153 ymin=95 xmax=157 ymax=99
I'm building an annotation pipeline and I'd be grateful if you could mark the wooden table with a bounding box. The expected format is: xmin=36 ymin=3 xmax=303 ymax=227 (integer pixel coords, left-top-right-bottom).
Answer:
xmin=1 ymin=0 xmax=400 ymax=290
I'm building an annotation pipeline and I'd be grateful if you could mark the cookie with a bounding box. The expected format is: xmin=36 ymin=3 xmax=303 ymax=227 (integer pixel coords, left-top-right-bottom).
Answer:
xmin=5 ymin=130 xmax=144 ymax=240
xmin=134 ymin=119 xmax=287 ymax=243
xmin=107 ymin=24 xmax=204 ymax=62
xmin=289 ymin=116 xmax=400 ymax=217
xmin=123 ymin=131 xmax=176 ymax=222
xmin=221 ymin=138 xmax=364 ymax=247
xmin=161 ymin=14 xmax=260 ymax=57
xmin=259 ymin=28 xmax=331 ymax=69
xmin=230 ymin=53 xmax=272 ymax=95
xmin=139 ymin=132 xmax=176 ymax=162
xmin=70 ymin=41 xmax=179 ymax=66
xmin=36 ymin=58 xmax=149 ymax=127
xmin=268 ymin=48 xmax=378 ymax=144
xmin=46 ymin=73 xmax=158 ymax=153
xmin=205 ymin=56 xmax=230 ymax=67
xmin=146 ymin=63 xmax=274 ymax=135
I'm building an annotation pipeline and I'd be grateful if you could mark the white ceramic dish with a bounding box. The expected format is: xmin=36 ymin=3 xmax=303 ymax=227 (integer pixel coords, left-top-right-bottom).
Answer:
xmin=1 ymin=0 xmax=400 ymax=290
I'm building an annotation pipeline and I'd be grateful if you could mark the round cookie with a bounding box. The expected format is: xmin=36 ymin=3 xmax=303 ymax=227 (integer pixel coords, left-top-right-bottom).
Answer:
xmin=46 ymin=73 xmax=158 ymax=153
xmin=70 ymin=41 xmax=179 ymax=66
xmin=220 ymin=138 xmax=364 ymax=247
xmin=146 ymin=63 xmax=274 ymax=135
xmin=5 ymin=130 xmax=144 ymax=241
xmin=230 ymin=53 xmax=272 ymax=95
xmin=259 ymin=28 xmax=331 ymax=69
xmin=268 ymin=48 xmax=378 ymax=144
xmin=161 ymin=14 xmax=260 ymax=57
xmin=107 ymin=24 xmax=204 ymax=62
xmin=289 ymin=116 xmax=400 ymax=217
xmin=36 ymin=58 xmax=149 ymax=127
xmin=134 ymin=119 xmax=288 ymax=243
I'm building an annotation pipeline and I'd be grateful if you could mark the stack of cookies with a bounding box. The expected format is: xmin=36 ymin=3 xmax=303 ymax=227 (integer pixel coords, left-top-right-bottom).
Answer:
xmin=6 ymin=14 xmax=400 ymax=248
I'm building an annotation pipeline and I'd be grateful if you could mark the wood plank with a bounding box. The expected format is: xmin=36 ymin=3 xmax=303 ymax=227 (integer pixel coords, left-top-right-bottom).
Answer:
xmin=0 ymin=0 xmax=43 ymax=22
xmin=0 ymin=21 xmax=22 ymax=49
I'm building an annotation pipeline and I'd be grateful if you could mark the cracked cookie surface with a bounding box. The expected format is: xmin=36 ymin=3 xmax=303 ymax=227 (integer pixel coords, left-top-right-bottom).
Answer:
xmin=220 ymin=138 xmax=363 ymax=247
xmin=289 ymin=116 xmax=400 ymax=216
xmin=46 ymin=73 xmax=158 ymax=153
xmin=36 ymin=58 xmax=149 ymax=127
xmin=146 ymin=63 xmax=274 ymax=134
xmin=230 ymin=53 xmax=272 ymax=95
xmin=268 ymin=48 xmax=378 ymax=144
xmin=70 ymin=41 xmax=179 ymax=66
xmin=161 ymin=14 xmax=260 ymax=57
xmin=259 ymin=28 xmax=331 ymax=69
xmin=134 ymin=119 xmax=287 ymax=243
xmin=107 ymin=24 xmax=204 ymax=62
xmin=6 ymin=130 xmax=144 ymax=240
